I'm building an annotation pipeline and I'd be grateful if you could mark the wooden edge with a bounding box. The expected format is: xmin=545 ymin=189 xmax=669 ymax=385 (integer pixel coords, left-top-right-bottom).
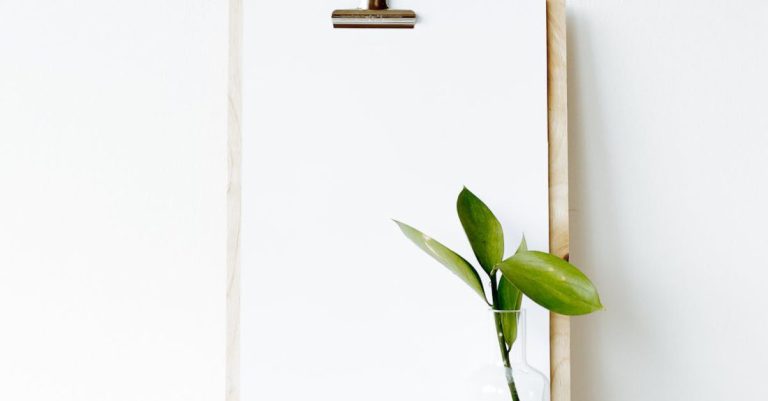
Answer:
xmin=546 ymin=0 xmax=571 ymax=400
xmin=226 ymin=0 xmax=242 ymax=400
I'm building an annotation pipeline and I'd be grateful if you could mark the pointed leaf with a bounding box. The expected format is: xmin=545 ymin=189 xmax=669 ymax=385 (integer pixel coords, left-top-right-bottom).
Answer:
xmin=515 ymin=235 xmax=528 ymax=254
xmin=457 ymin=187 xmax=504 ymax=275
xmin=497 ymin=278 xmax=523 ymax=346
xmin=394 ymin=220 xmax=486 ymax=301
xmin=498 ymin=251 xmax=603 ymax=315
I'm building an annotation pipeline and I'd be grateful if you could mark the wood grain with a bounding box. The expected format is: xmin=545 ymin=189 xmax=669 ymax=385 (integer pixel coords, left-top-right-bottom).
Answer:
xmin=546 ymin=1 xmax=571 ymax=401
xmin=226 ymin=0 xmax=242 ymax=400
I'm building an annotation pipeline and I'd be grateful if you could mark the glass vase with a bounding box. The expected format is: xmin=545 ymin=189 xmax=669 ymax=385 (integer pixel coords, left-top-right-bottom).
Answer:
xmin=466 ymin=310 xmax=549 ymax=401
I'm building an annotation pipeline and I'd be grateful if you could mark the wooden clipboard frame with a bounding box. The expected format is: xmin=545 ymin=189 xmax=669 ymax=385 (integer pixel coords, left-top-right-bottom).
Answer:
xmin=225 ymin=0 xmax=570 ymax=399
xmin=226 ymin=0 xmax=242 ymax=399
xmin=546 ymin=1 xmax=571 ymax=400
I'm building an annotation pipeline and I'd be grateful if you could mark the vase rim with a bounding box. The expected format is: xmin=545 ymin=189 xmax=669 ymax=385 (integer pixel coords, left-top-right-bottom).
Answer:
xmin=488 ymin=308 xmax=525 ymax=313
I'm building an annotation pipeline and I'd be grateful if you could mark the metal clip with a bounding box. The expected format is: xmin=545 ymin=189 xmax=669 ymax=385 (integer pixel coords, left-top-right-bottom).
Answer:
xmin=332 ymin=0 xmax=416 ymax=29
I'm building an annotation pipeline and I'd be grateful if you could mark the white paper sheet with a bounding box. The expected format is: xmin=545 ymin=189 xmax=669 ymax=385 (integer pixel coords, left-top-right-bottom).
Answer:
xmin=242 ymin=1 xmax=549 ymax=399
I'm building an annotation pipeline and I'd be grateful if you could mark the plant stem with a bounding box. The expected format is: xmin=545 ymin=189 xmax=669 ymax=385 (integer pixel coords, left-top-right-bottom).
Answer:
xmin=490 ymin=272 xmax=521 ymax=401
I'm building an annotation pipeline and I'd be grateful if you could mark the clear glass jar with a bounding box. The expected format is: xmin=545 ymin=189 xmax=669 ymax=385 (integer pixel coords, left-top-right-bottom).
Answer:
xmin=466 ymin=310 xmax=549 ymax=401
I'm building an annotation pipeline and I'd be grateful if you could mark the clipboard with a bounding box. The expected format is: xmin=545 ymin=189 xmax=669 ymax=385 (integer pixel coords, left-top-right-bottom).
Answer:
xmin=226 ymin=1 xmax=572 ymax=399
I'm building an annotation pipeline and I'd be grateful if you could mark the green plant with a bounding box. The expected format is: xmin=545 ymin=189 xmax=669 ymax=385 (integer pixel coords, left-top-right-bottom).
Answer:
xmin=395 ymin=187 xmax=602 ymax=401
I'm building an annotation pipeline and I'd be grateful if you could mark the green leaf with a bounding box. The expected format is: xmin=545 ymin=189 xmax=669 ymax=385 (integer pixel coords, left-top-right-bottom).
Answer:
xmin=497 ymin=278 xmax=523 ymax=346
xmin=516 ymin=235 xmax=528 ymax=254
xmin=497 ymin=251 xmax=603 ymax=315
xmin=394 ymin=220 xmax=487 ymax=302
xmin=456 ymin=187 xmax=504 ymax=275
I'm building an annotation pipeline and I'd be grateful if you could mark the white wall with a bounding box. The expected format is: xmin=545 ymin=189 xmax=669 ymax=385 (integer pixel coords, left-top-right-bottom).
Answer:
xmin=0 ymin=2 xmax=228 ymax=400
xmin=567 ymin=1 xmax=768 ymax=400
xmin=3 ymin=1 xmax=766 ymax=400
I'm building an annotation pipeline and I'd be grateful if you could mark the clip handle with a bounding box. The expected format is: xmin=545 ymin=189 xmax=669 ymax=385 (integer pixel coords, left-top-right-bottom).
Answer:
xmin=367 ymin=0 xmax=389 ymax=10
